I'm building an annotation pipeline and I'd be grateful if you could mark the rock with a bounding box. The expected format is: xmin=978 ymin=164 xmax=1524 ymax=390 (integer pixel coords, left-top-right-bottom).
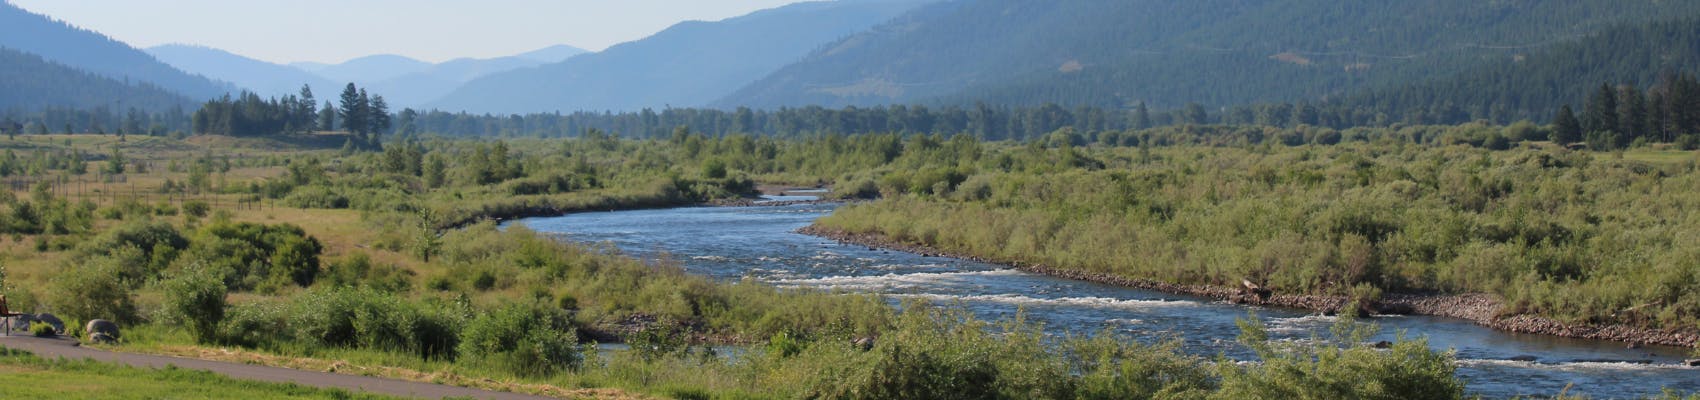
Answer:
xmin=852 ymin=336 xmax=875 ymax=351
xmin=33 ymin=313 xmax=63 ymax=334
xmin=1508 ymin=355 xmax=1539 ymax=362
xmin=85 ymin=319 xmax=120 ymax=341
xmin=88 ymin=332 xmax=117 ymax=344
xmin=1685 ymin=359 xmax=1700 ymax=367
xmin=1374 ymin=303 xmax=1414 ymax=315
xmin=9 ymin=314 xmax=36 ymax=331
xmin=1626 ymin=342 xmax=1642 ymax=349
xmin=1372 ymin=341 xmax=1393 ymax=349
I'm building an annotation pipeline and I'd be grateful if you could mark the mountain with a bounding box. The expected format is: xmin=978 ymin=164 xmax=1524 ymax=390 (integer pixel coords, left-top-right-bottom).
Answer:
xmin=147 ymin=44 xmax=336 ymax=98
xmin=265 ymin=44 xmax=588 ymax=108
xmin=305 ymin=54 xmax=434 ymax=84
xmin=514 ymin=44 xmax=589 ymax=63
xmin=0 ymin=47 xmax=193 ymax=112
xmin=0 ymin=2 xmax=232 ymax=100
xmin=718 ymin=0 xmax=1700 ymax=111
xmin=430 ymin=0 xmax=931 ymax=114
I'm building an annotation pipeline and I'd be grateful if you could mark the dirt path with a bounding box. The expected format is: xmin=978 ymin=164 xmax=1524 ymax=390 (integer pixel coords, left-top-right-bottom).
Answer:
xmin=0 ymin=335 xmax=556 ymax=400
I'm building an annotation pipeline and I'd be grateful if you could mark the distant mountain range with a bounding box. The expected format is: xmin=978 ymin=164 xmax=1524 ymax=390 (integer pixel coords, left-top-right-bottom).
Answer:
xmin=0 ymin=1 xmax=231 ymax=102
xmin=0 ymin=47 xmax=193 ymax=112
xmin=428 ymin=0 xmax=931 ymax=113
xmin=717 ymin=0 xmax=1700 ymax=111
xmin=152 ymin=45 xmax=587 ymax=107
xmin=147 ymin=44 xmax=340 ymax=100
xmin=8 ymin=0 xmax=1700 ymax=125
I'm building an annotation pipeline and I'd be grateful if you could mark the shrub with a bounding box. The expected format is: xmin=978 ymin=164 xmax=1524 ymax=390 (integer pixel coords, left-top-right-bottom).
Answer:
xmin=182 ymin=200 xmax=210 ymax=217
xmin=1215 ymin=314 xmax=1463 ymax=400
xmin=46 ymin=259 xmax=137 ymax=324
xmin=162 ymin=265 xmax=227 ymax=344
xmin=31 ymin=322 xmax=55 ymax=337
xmin=458 ymin=303 xmax=580 ymax=376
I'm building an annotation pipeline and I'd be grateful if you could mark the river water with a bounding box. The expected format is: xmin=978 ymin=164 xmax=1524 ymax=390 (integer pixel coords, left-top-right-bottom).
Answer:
xmin=515 ymin=198 xmax=1697 ymax=398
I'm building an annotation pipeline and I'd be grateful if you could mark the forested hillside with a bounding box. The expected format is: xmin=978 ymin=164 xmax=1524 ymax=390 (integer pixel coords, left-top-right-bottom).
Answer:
xmin=429 ymin=0 xmax=929 ymax=113
xmin=0 ymin=47 xmax=194 ymax=113
xmin=0 ymin=2 xmax=232 ymax=100
xmin=720 ymin=0 xmax=1700 ymax=117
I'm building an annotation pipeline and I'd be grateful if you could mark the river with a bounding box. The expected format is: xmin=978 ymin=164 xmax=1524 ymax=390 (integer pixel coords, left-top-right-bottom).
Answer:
xmin=514 ymin=198 xmax=1697 ymax=398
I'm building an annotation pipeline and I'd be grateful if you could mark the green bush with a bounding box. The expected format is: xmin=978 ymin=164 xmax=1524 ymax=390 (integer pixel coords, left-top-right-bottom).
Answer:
xmin=162 ymin=265 xmax=227 ymax=344
xmin=46 ymin=258 xmax=137 ymax=324
xmin=1215 ymin=315 xmax=1463 ymax=400
xmin=458 ymin=303 xmax=580 ymax=376
xmin=30 ymin=321 xmax=55 ymax=337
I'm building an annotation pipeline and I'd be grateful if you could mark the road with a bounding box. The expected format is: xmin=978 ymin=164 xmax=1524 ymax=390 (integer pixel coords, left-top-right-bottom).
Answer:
xmin=0 ymin=335 xmax=557 ymax=400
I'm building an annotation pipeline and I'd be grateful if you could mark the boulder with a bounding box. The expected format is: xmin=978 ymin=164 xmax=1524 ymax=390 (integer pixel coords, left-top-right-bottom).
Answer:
xmin=33 ymin=313 xmax=63 ymax=334
xmin=852 ymin=336 xmax=875 ymax=351
xmin=1685 ymin=359 xmax=1700 ymax=367
xmin=85 ymin=319 xmax=120 ymax=341
xmin=8 ymin=314 xmax=36 ymax=331
xmin=88 ymin=332 xmax=117 ymax=344
xmin=1508 ymin=355 xmax=1539 ymax=362
xmin=1372 ymin=340 xmax=1393 ymax=349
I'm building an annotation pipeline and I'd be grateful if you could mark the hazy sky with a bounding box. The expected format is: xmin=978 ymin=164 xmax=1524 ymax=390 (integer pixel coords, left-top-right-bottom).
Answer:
xmin=10 ymin=0 xmax=809 ymax=64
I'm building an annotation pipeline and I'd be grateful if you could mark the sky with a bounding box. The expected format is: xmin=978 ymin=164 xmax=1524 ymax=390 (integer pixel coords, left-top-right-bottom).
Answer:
xmin=10 ymin=0 xmax=808 ymax=64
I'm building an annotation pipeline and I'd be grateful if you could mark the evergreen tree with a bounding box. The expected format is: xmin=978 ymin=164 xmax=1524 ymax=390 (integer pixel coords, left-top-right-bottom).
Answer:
xmin=1620 ymin=86 xmax=1650 ymax=144
xmin=298 ymin=85 xmax=318 ymax=133
xmin=369 ymin=95 xmax=391 ymax=148
xmin=1582 ymin=84 xmax=1619 ymax=135
xmin=318 ymin=101 xmax=336 ymax=131
xmin=1133 ymin=102 xmax=1151 ymax=129
xmin=1552 ymin=105 xmax=1582 ymax=144
xmin=338 ymin=83 xmax=367 ymax=140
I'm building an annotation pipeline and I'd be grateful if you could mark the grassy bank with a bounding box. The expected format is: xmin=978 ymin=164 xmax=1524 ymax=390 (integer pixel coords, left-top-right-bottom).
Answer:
xmin=813 ymin=142 xmax=1700 ymax=342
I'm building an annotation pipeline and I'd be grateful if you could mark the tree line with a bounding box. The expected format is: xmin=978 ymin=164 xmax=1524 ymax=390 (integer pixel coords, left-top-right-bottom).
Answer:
xmin=188 ymin=83 xmax=389 ymax=148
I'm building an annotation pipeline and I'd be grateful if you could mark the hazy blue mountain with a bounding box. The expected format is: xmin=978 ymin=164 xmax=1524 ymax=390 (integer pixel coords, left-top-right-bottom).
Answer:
xmin=515 ymin=44 xmax=589 ymax=63
xmin=718 ymin=0 xmax=1700 ymax=110
xmin=430 ymin=0 xmax=931 ymax=114
xmin=147 ymin=44 xmax=336 ymax=98
xmin=0 ymin=2 xmax=232 ymax=100
xmin=0 ymin=47 xmax=193 ymax=112
xmin=263 ymin=44 xmax=588 ymax=107
xmin=307 ymin=54 xmax=434 ymax=84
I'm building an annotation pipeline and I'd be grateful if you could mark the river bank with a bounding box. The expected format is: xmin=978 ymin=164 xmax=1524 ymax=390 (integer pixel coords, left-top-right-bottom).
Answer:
xmin=797 ymin=225 xmax=1700 ymax=349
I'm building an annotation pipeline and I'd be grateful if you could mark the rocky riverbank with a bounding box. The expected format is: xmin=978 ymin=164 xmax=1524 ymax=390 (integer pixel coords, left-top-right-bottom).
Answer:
xmin=798 ymin=225 xmax=1700 ymax=348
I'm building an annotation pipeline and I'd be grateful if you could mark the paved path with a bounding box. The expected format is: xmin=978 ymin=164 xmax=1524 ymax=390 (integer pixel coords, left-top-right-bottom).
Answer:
xmin=0 ymin=335 xmax=556 ymax=400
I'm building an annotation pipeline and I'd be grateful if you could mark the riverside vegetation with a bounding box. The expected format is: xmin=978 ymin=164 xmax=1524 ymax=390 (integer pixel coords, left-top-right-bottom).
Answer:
xmin=0 ymin=123 xmax=1694 ymax=398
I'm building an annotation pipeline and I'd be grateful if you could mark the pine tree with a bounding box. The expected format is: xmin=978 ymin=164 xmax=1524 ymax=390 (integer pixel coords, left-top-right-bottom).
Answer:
xmin=318 ymin=101 xmax=336 ymax=131
xmin=1619 ymin=86 xmax=1649 ymax=144
xmin=369 ymin=95 xmax=391 ymax=148
xmin=298 ymin=85 xmax=317 ymax=133
xmin=1582 ymin=84 xmax=1619 ymax=135
xmin=1133 ymin=102 xmax=1151 ymax=130
xmin=338 ymin=83 xmax=367 ymax=140
xmin=1552 ymin=105 xmax=1582 ymax=145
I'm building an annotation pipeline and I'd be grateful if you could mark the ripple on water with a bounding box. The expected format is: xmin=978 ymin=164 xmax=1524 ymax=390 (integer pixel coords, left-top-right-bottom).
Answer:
xmin=772 ymin=269 xmax=1027 ymax=291
xmin=892 ymin=293 xmax=1199 ymax=309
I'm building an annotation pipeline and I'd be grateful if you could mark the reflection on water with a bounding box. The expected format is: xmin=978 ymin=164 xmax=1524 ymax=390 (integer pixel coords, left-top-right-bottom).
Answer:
xmin=515 ymin=200 xmax=1697 ymax=398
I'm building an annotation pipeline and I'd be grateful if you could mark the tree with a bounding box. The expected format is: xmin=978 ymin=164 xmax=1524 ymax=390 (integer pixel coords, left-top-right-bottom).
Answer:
xmin=318 ymin=101 xmax=336 ymax=131
xmin=1552 ymin=105 xmax=1582 ymax=144
xmin=1133 ymin=102 xmax=1151 ymax=130
xmin=297 ymin=85 xmax=318 ymax=133
xmin=368 ymin=95 xmax=391 ymax=148
xmin=1582 ymin=84 xmax=1619 ymax=135
xmin=338 ymin=83 xmax=367 ymax=140
xmin=163 ymin=266 xmax=226 ymax=344
xmin=1619 ymin=86 xmax=1649 ymax=143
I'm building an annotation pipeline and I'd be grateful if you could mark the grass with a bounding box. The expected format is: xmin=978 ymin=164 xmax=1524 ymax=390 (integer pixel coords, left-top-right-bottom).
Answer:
xmin=0 ymin=347 xmax=402 ymax=400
